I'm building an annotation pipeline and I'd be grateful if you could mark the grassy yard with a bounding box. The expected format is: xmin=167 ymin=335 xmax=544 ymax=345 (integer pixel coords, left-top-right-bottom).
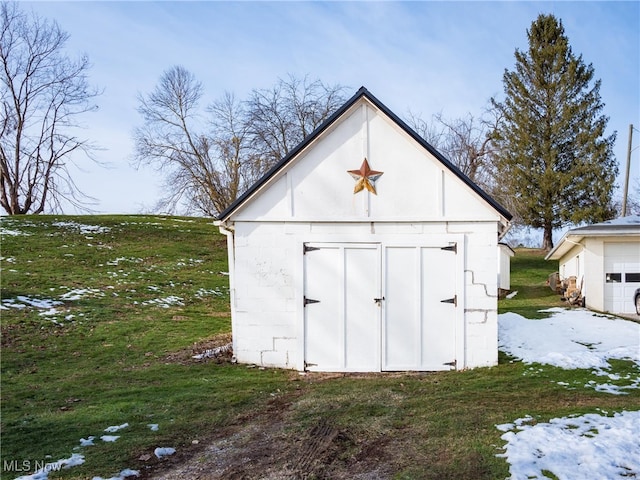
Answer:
xmin=1 ymin=216 xmax=638 ymax=479
xmin=498 ymin=248 xmax=566 ymax=318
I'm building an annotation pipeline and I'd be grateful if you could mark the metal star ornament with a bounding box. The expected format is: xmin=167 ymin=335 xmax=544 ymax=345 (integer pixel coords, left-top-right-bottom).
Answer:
xmin=347 ymin=158 xmax=384 ymax=194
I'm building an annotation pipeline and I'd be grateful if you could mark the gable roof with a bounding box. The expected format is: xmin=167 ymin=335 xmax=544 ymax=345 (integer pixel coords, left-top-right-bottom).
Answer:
xmin=545 ymin=215 xmax=640 ymax=260
xmin=217 ymin=86 xmax=512 ymax=222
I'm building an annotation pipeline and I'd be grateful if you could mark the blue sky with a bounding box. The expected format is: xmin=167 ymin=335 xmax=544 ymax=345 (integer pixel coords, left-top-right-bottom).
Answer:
xmin=22 ymin=1 xmax=640 ymax=214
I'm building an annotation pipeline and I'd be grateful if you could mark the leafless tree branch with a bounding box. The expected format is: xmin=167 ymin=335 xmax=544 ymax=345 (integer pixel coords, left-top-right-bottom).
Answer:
xmin=133 ymin=70 xmax=347 ymax=216
xmin=0 ymin=1 xmax=101 ymax=214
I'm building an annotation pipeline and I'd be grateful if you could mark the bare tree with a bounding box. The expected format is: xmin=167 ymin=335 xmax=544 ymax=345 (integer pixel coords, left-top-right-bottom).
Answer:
xmin=206 ymin=92 xmax=254 ymax=214
xmin=613 ymin=177 xmax=640 ymax=217
xmin=406 ymin=108 xmax=501 ymax=191
xmin=0 ymin=2 xmax=101 ymax=215
xmin=405 ymin=110 xmax=445 ymax=146
xmin=134 ymin=66 xmax=216 ymax=215
xmin=246 ymin=75 xmax=347 ymax=168
xmin=134 ymin=70 xmax=347 ymax=216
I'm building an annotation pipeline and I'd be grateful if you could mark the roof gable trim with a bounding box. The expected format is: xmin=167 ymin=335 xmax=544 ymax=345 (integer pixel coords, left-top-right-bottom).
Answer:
xmin=218 ymin=87 xmax=512 ymax=222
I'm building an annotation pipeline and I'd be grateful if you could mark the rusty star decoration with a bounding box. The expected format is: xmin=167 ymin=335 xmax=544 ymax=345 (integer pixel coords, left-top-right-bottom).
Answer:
xmin=347 ymin=158 xmax=384 ymax=194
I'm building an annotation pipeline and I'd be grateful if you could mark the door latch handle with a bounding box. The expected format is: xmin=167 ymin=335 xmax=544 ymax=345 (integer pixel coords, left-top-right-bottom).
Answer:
xmin=374 ymin=297 xmax=385 ymax=305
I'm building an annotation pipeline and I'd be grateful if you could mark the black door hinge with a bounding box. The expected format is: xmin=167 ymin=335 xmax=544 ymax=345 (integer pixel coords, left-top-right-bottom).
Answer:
xmin=304 ymin=296 xmax=320 ymax=306
xmin=441 ymin=243 xmax=457 ymax=253
xmin=303 ymin=244 xmax=320 ymax=254
xmin=440 ymin=295 xmax=457 ymax=307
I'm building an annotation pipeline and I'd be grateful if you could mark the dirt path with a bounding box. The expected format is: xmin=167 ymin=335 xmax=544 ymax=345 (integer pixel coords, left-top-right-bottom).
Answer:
xmin=149 ymin=384 xmax=394 ymax=480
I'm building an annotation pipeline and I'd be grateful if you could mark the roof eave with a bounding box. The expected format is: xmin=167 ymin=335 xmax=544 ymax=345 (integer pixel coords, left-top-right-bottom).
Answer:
xmin=545 ymin=234 xmax=585 ymax=261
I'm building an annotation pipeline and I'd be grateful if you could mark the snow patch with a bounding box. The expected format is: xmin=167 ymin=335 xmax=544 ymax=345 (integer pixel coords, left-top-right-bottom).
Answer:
xmin=192 ymin=343 xmax=233 ymax=360
xmin=104 ymin=423 xmax=129 ymax=433
xmin=60 ymin=288 xmax=105 ymax=301
xmin=497 ymin=410 xmax=640 ymax=479
xmin=80 ymin=436 xmax=95 ymax=446
xmin=91 ymin=468 xmax=139 ymax=480
xmin=2 ymin=296 xmax=63 ymax=310
xmin=14 ymin=453 xmax=85 ymax=480
xmin=154 ymin=447 xmax=176 ymax=458
xmin=499 ymin=308 xmax=639 ymax=369
xmin=52 ymin=221 xmax=111 ymax=235
xmin=141 ymin=296 xmax=185 ymax=308
xmin=0 ymin=227 xmax=31 ymax=236
xmin=499 ymin=308 xmax=640 ymax=395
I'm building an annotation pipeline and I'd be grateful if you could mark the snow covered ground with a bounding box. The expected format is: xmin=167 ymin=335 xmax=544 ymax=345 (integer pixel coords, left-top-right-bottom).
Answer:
xmin=497 ymin=308 xmax=640 ymax=479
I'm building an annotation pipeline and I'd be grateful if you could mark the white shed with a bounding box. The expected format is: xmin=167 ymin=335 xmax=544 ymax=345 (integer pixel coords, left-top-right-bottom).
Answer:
xmin=545 ymin=216 xmax=640 ymax=315
xmin=498 ymin=243 xmax=515 ymax=295
xmin=216 ymin=87 xmax=512 ymax=372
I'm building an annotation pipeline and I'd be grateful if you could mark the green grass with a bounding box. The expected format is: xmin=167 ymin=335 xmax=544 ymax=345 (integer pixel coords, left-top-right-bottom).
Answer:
xmin=1 ymin=216 xmax=290 ymax=478
xmin=1 ymin=216 xmax=638 ymax=479
xmin=499 ymin=248 xmax=566 ymax=318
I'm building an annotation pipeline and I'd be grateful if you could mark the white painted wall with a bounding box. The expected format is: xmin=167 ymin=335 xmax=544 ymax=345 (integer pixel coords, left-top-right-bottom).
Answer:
xmin=555 ymin=237 xmax=640 ymax=314
xmin=228 ymin=220 xmax=500 ymax=370
xmin=233 ymin=102 xmax=499 ymax=223
xmin=498 ymin=244 xmax=515 ymax=291
xmin=557 ymin=242 xmax=586 ymax=303
xmin=583 ymin=238 xmax=603 ymax=312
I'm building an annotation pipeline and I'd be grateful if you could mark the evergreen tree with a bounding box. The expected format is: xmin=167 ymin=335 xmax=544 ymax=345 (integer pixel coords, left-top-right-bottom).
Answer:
xmin=491 ymin=14 xmax=617 ymax=250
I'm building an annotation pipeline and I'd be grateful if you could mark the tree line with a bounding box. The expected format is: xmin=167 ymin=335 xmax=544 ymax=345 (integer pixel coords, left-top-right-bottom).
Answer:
xmin=133 ymin=70 xmax=346 ymax=216
xmin=1 ymin=1 xmax=635 ymax=250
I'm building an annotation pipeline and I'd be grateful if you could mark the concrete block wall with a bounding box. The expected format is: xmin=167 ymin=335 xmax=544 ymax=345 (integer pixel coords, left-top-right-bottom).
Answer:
xmin=462 ymin=228 xmax=499 ymax=368
xmin=229 ymin=220 xmax=501 ymax=370
xmin=232 ymin=222 xmax=298 ymax=368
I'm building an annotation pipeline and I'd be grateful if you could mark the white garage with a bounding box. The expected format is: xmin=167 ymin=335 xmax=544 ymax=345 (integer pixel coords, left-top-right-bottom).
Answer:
xmin=546 ymin=216 xmax=640 ymax=315
xmin=216 ymin=87 xmax=512 ymax=372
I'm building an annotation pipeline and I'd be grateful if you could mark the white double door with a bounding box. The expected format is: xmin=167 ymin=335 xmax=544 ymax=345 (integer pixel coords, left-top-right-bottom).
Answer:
xmin=303 ymin=242 xmax=458 ymax=372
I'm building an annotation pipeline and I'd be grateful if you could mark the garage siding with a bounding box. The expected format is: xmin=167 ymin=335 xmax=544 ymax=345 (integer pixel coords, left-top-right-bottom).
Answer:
xmin=229 ymin=220 xmax=499 ymax=371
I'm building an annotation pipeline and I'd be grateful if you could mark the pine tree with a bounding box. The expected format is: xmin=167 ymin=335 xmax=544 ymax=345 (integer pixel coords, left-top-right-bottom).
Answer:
xmin=491 ymin=14 xmax=617 ymax=250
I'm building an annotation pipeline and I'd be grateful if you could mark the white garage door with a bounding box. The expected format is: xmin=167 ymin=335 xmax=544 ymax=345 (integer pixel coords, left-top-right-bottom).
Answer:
xmin=303 ymin=241 xmax=460 ymax=372
xmin=604 ymin=243 xmax=640 ymax=314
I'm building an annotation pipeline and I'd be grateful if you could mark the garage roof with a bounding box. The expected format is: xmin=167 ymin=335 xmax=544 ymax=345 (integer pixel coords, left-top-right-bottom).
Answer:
xmin=545 ymin=215 xmax=640 ymax=260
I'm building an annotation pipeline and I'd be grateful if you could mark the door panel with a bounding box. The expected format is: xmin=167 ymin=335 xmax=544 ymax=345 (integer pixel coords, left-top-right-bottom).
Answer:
xmin=604 ymin=243 xmax=640 ymax=314
xmin=420 ymin=247 xmax=457 ymax=369
xmin=383 ymin=247 xmax=420 ymax=369
xmin=383 ymin=246 xmax=457 ymax=371
xmin=304 ymin=241 xmax=458 ymax=372
xmin=304 ymin=245 xmax=343 ymax=371
xmin=344 ymin=247 xmax=380 ymax=370
xmin=304 ymin=243 xmax=380 ymax=372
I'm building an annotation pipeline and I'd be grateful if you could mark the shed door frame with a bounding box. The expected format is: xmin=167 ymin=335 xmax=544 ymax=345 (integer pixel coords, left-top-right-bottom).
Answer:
xmin=300 ymin=235 xmax=465 ymax=372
